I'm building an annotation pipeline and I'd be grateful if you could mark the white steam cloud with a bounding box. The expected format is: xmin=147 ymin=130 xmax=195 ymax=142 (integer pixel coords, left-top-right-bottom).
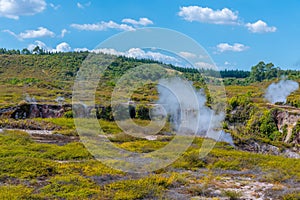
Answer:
xmin=265 ymin=80 xmax=299 ymax=104
xmin=25 ymin=94 xmax=37 ymax=103
xmin=155 ymin=78 xmax=233 ymax=145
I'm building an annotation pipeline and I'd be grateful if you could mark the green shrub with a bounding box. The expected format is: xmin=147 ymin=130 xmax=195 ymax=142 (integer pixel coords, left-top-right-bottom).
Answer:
xmin=99 ymin=174 xmax=175 ymax=200
xmin=173 ymin=150 xmax=206 ymax=169
xmin=222 ymin=190 xmax=242 ymax=200
xmin=0 ymin=130 xmax=91 ymax=161
xmin=64 ymin=110 xmax=74 ymax=118
xmin=211 ymin=160 xmax=241 ymax=171
xmin=0 ymin=157 xmax=56 ymax=179
xmin=0 ymin=185 xmax=34 ymax=200
xmin=246 ymin=109 xmax=282 ymax=141
xmin=282 ymin=192 xmax=300 ymax=200
xmin=41 ymin=175 xmax=100 ymax=199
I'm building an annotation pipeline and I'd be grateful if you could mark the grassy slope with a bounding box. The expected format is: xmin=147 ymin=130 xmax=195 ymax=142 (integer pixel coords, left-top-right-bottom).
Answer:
xmin=0 ymin=130 xmax=299 ymax=199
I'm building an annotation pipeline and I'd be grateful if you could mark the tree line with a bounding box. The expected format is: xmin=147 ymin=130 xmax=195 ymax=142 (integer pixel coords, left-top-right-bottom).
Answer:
xmin=0 ymin=46 xmax=89 ymax=55
xmin=1 ymin=47 xmax=299 ymax=81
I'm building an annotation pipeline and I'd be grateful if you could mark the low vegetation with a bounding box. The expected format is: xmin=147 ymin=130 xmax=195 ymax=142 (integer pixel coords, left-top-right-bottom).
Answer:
xmin=0 ymin=51 xmax=300 ymax=199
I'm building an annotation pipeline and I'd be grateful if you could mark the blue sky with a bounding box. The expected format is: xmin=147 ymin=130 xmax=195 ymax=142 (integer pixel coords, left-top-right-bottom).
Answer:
xmin=0 ymin=0 xmax=300 ymax=70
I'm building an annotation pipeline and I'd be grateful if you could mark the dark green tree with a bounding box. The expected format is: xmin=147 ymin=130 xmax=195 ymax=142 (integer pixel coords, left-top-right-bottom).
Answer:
xmin=32 ymin=46 xmax=45 ymax=55
xmin=249 ymin=61 xmax=279 ymax=82
xmin=21 ymin=48 xmax=31 ymax=55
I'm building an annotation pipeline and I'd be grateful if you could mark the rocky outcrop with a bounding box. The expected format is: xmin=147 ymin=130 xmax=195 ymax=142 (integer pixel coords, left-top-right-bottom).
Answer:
xmin=0 ymin=103 xmax=111 ymax=120
xmin=275 ymin=110 xmax=300 ymax=131
xmin=273 ymin=108 xmax=300 ymax=144
xmin=0 ymin=103 xmax=72 ymax=119
xmin=237 ymin=139 xmax=300 ymax=159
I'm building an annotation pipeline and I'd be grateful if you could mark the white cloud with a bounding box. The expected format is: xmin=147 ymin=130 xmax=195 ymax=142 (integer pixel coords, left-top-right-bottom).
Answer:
xmin=223 ymin=61 xmax=237 ymax=68
xmin=94 ymin=48 xmax=180 ymax=64
xmin=195 ymin=62 xmax=216 ymax=69
xmin=178 ymin=51 xmax=197 ymax=59
xmin=94 ymin=48 xmax=123 ymax=55
xmin=28 ymin=40 xmax=48 ymax=51
xmin=28 ymin=41 xmax=72 ymax=53
xmin=216 ymin=43 xmax=249 ymax=53
xmin=53 ymin=42 xmax=71 ymax=52
xmin=122 ymin=18 xmax=153 ymax=26
xmin=24 ymin=43 xmax=205 ymax=68
xmin=246 ymin=20 xmax=277 ymax=33
xmin=49 ymin=3 xmax=60 ymax=10
xmin=71 ymin=17 xmax=154 ymax=32
xmin=93 ymin=48 xmax=214 ymax=68
xmin=128 ymin=48 xmax=179 ymax=63
xmin=178 ymin=6 xmax=277 ymax=34
xmin=77 ymin=2 xmax=91 ymax=9
xmin=70 ymin=21 xmax=135 ymax=31
xmin=4 ymin=27 xmax=55 ymax=40
xmin=60 ymin=29 xmax=68 ymax=38
xmin=2 ymin=29 xmax=17 ymax=37
xmin=77 ymin=2 xmax=84 ymax=9
xmin=0 ymin=0 xmax=46 ymax=19
xmin=19 ymin=27 xmax=55 ymax=39
xmin=74 ymin=47 xmax=90 ymax=52
xmin=178 ymin=6 xmax=239 ymax=25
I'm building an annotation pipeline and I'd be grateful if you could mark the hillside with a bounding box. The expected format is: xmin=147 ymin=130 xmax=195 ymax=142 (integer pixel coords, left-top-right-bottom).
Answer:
xmin=1 ymin=53 xmax=300 ymax=149
xmin=0 ymin=52 xmax=300 ymax=199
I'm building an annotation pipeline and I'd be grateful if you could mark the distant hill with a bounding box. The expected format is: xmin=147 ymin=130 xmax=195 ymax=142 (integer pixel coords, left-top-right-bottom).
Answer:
xmin=0 ymin=52 xmax=299 ymax=106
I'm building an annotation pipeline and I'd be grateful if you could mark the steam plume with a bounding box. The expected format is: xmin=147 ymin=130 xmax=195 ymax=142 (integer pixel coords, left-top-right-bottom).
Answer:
xmin=155 ymin=78 xmax=233 ymax=145
xmin=265 ymin=80 xmax=299 ymax=104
